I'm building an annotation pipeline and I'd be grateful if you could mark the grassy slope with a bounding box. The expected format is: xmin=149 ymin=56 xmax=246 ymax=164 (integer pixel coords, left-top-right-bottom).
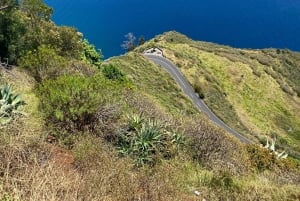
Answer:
xmin=135 ymin=31 xmax=300 ymax=157
xmin=104 ymin=52 xmax=199 ymax=116
xmin=0 ymin=55 xmax=300 ymax=200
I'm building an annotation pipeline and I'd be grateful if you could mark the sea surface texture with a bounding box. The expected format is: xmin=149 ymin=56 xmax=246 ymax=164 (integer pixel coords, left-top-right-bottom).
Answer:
xmin=45 ymin=0 xmax=300 ymax=58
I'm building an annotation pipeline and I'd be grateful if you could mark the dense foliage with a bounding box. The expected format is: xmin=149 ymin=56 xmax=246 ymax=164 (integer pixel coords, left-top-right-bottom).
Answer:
xmin=0 ymin=0 xmax=26 ymax=62
xmin=37 ymin=74 xmax=126 ymax=133
xmin=81 ymin=39 xmax=102 ymax=69
xmin=0 ymin=0 xmax=102 ymax=66
xmin=18 ymin=45 xmax=66 ymax=82
xmin=246 ymin=144 xmax=277 ymax=171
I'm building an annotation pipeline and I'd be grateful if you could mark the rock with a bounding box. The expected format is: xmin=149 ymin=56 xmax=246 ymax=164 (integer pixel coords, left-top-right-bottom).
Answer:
xmin=194 ymin=190 xmax=200 ymax=196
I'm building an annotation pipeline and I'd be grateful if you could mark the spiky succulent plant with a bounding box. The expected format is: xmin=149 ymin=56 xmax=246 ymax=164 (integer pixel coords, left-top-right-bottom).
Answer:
xmin=263 ymin=137 xmax=288 ymax=159
xmin=0 ymin=83 xmax=24 ymax=125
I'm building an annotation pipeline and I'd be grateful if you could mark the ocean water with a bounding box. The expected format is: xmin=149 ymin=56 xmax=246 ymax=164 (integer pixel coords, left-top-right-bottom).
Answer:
xmin=45 ymin=0 xmax=300 ymax=58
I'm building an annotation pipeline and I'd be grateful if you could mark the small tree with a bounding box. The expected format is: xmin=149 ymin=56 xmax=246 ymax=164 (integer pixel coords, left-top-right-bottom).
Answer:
xmin=0 ymin=0 xmax=27 ymax=63
xmin=81 ymin=39 xmax=103 ymax=69
xmin=101 ymin=64 xmax=125 ymax=80
xmin=121 ymin=32 xmax=136 ymax=52
xmin=19 ymin=45 xmax=66 ymax=82
xmin=138 ymin=35 xmax=145 ymax=46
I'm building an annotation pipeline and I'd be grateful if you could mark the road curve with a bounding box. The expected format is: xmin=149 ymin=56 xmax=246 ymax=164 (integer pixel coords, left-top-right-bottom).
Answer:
xmin=145 ymin=54 xmax=251 ymax=144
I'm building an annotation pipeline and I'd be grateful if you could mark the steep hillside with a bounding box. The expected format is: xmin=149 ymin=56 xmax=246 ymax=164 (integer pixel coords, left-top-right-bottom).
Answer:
xmin=1 ymin=41 xmax=300 ymax=201
xmin=135 ymin=31 xmax=300 ymax=157
xmin=1 ymin=1 xmax=300 ymax=198
xmin=104 ymin=52 xmax=199 ymax=115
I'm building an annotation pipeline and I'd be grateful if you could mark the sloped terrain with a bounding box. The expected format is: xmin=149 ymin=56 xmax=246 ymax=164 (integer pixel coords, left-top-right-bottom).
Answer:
xmin=1 ymin=2 xmax=300 ymax=197
xmin=135 ymin=31 xmax=300 ymax=157
xmin=1 ymin=54 xmax=299 ymax=201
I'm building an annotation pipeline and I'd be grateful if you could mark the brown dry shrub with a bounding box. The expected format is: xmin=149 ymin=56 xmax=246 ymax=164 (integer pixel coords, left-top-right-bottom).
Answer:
xmin=73 ymin=136 xmax=195 ymax=201
xmin=0 ymin=136 xmax=83 ymax=201
xmin=65 ymin=59 xmax=98 ymax=77
xmin=124 ymin=90 xmax=170 ymax=121
xmin=182 ymin=116 xmax=252 ymax=174
xmin=246 ymin=144 xmax=300 ymax=184
xmin=89 ymin=103 xmax=122 ymax=137
xmin=246 ymin=144 xmax=277 ymax=172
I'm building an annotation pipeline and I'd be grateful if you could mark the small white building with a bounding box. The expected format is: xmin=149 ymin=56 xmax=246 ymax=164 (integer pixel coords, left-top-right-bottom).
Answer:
xmin=143 ymin=48 xmax=164 ymax=57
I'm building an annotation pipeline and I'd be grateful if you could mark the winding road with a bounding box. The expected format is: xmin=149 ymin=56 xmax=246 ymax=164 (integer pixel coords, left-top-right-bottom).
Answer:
xmin=145 ymin=54 xmax=251 ymax=144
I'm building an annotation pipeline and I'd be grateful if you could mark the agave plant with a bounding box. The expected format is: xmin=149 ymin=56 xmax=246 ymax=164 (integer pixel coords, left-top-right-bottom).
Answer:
xmin=117 ymin=114 xmax=185 ymax=166
xmin=263 ymin=136 xmax=288 ymax=159
xmin=127 ymin=113 xmax=144 ymax=131
xmin=0 ymin=83 xmax=24 ymax=125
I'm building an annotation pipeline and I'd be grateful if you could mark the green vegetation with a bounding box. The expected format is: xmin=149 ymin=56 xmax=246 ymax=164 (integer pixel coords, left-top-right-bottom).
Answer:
xmin=137 ymin=31 xmax=300 ymax=158
xmin=117 ymin=113 xmax=185 ymax=166
xmin=81 ymin=39 xmax=102 ymax=69
xmin=19 ymin=45 xmax=66 ymax=82
xmin=38 ymin=75 xmax=105 ymax=132
xmin=0 ymin=83 xmax=24 ymax=125
xmin=101 ymin=64 xmax=125 ymax=80
xmin=246 ymin=144 xmax=278 ymax=172
xmin=37 ymin=74 xmax=128 ymax=146
xmin=104 ymin=52 xmax=198 ymax=114
xmin=0 ymin=2 xmax=299 ymax=200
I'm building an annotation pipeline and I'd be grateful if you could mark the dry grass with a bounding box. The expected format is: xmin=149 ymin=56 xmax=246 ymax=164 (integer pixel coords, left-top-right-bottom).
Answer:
xmin=1 ymin=137 xmax=299 ymax=201
xmin=0 ymin=135 xmax=198 ymax=201
xmin=0 ymin=48 xmax=299 ymax=200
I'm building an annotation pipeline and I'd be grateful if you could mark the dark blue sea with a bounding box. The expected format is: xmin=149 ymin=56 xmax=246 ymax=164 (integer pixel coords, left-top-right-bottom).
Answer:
xmin=45 ymin=0 xmax=300 ymax=58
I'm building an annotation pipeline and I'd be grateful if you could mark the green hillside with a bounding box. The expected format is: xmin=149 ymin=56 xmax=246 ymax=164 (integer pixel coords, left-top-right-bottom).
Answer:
xmin=134 ymin=31 xmax=300 ymax=157
xmin=0 ymin=1 xmax=300 ymax=200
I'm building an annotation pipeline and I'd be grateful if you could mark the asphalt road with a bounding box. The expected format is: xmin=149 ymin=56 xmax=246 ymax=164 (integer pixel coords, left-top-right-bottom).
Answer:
xmin=145 ymin=54 xmax=251 ymax=144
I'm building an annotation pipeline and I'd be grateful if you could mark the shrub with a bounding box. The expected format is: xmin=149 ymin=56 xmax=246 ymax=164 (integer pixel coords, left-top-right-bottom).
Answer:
xmin=101 ymin=64 xmax=125 ymax=80
xmin=251 ymin=65 xmax=262 ymax=77
xmin=66 ymin=59 xmax=98 ymax=76
xmin=37 ymin=74 xmax=123 ymax=133
xmin=81 ymin=39 xmax=102 ymax=69
xmin=210 ymin=171 xmax=237 ymax=190
xmin=19 ymin=45 xmax=66 ymax=82
xmin=0 ymin=83 xmax=24 ymax=125
xmin=57 ymin=26 xmax=83 ymax=58
xmin=184 ymin=117 xmax=251 ymax=174
xmin=174 ymin=52 xmax=182 ymax=58
xmin=116 ymin=114 xmax=185 ymax=166
xmin=246 ymin=144 xmax=277 ymax=172
xmin=193 ymin=83 xmax=205 ymax=99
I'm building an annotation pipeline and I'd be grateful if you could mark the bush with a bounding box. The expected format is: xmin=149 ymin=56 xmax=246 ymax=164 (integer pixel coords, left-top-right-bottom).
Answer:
xmin=57 ymin=26 xmax=83 ymax=58
xmin=210 ymin=171 xmax=237 ymax=191
xmin=19 ymin=45 xmax=66 ymax=82
xmin=81 ymin=39 xmax=102 ymax=69
xmin=37 ymin=74 xmax=123 ymax=133
xmin=116 ymin=114 xmax=185 ymax=166
xmin=101 ymin=64 xmax=125 ymax=80
xmin=184 ymin=117 xmax=251 ymax=174
xmin=193 ymin=83 xmax=205 ymax=99
xmin=279 ymin=82 xmax=294 ymax=96
xmin=246 ymin=144 xmax=277 ymax=172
